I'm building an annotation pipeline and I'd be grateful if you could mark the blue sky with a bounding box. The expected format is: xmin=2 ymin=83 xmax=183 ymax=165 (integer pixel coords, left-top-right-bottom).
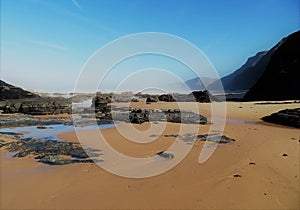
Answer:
xmin=1 ymin=0 xmax=299 ymax=92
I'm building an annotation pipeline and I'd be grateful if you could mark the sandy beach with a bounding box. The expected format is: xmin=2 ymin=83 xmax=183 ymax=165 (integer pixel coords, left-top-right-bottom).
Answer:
xmin=1 ymin=102 xmax=299 ymax=209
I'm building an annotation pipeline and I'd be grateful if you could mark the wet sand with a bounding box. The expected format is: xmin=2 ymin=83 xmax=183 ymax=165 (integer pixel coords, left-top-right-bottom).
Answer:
xmin=1 ymin=102 xmax=299 ymax=209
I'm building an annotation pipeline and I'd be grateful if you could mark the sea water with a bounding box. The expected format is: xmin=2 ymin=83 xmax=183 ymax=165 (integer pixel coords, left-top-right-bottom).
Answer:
xmin=0 ymin=123 xmax=114 ymax=141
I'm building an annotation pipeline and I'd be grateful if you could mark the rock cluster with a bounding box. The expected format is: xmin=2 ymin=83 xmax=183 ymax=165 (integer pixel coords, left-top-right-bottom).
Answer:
xmin=0 ymin=133 xmax=100 ymax=165
xmin=0 ymin=97 xmax=72 ymax=115
xmin=109 ymin=109 xmax=208 ymax=125
xmin=0 ymin=113 xmax=72 ymax=127
xmin=262 ymin=108 xmax=300 ymax=128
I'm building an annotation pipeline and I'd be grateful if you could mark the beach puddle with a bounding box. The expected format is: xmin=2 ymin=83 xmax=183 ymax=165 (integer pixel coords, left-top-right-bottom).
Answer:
xmin=210 ymin=116 xmax=258 ymax=124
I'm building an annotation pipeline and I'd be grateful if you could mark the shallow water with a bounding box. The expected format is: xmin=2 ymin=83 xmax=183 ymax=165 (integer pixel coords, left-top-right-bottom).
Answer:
xmin=210 ymin=116 xmax=257 ymax=124
xmin=0 ymin=124 xmax=114 ymax=141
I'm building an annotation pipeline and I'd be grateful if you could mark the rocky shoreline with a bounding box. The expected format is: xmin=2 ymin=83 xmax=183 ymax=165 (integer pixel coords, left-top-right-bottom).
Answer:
xmin=0 ymin=132 xmax=101 ymax=165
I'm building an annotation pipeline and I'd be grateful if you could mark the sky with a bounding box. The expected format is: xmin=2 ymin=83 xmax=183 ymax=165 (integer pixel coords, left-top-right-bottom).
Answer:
xmin=1 ymin=0 xmax=299 ymax=92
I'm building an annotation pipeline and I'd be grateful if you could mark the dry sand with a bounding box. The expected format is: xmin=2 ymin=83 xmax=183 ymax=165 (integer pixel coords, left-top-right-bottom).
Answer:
xmin=1 ymin=102 xmax=299 ymax=209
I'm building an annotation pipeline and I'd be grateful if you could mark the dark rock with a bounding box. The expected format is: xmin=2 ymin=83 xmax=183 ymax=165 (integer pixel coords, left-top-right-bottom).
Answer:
xmin=38 ymin=155 xmax=73 ymax=165
xmin=262 ymin=108 xmax=300 ymax=128
xmin=129 ymin=109 xmax=150 ymax=124
xmin=244 ymin=30 xmax=300 ymax=101
xmin=188 ymin=90 xmax=211 ymax=103
xmin=197 ymin=134 xmax=235 ymax=143
xmin=37 ymin=126 xmax=47 ymax=129
xmin=164 ymin=134 xmax=179 ymax=138
xmin=156 ymin=151 xmax=174 ymax=159
xmin=38 ymin=155 xmax=96 ymax=165
xmin=0 ymin=80 xmax=39 ymax=100
xmin=146 ymin=97 xmax=158 ymax=103
xmin=0 ymin=97 xmax=72 ymax=115
xmin=158 ymin=94 xmax=176 ymax=102
xmin=110 ymin=109 xmax=207 ymax=125
xmin=1 ymin=134 xmax=101 ymax=165
xmin=92 ymin=96 xmax=111 ymax=113
xmin=249 ymin=162 xmax=256 ymax=165
xmin=233 ymin=174 xmax=242 ymax=178
xmin=0 ymin=113 xmax=72 ymax=127
xmin=282 ymin=153 xmax=288 ymax=156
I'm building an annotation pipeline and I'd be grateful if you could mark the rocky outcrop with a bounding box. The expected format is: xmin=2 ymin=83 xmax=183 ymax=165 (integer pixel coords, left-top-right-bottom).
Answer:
xmin=146 ymin=97 xmax=158 ymax=103
xmin=158 ymin=94 xmax=176 ymax=102
xmin=189 ymin=90 xmax=210 ymax=102
xmin=92 ymin=96 xmax=111 ymax=113
xmin=0 ymin=80 xmax=39 ymax=100
xmin=109 ymin=109 xmax=207 ymax=125
xmin=244 ymin=30 xmax=300 ymax=101
xmin=156 ymin=91 xmax=211 ymax=103
xmin=0 ymin=114 xmax=72 ymax=127
xmin=262 ymin=108 xmax=300 ymax=128
xmin=0 ymin=133 xmax=101 ymax=165
xmin=0 ymin=97 xmax=72 ymax=115
xmin=197 ymin=134 xmax=236 ymax=143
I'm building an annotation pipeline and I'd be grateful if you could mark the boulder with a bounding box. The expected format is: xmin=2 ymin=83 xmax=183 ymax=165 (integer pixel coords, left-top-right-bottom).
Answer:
xmin=158 ymin=94 xmax=176 ymax=102
xmin=262 ymin=108 xmax=300 ymax=128
xmin=146 ymin=97 xmax=158 ymax=103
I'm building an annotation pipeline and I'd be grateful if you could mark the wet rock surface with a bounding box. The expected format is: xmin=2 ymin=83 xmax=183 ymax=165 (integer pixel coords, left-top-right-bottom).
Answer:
xmin=103 ymin=109 xmax=207 ymax=125
xmin=0 ymin=114 xmax=72 ymax=127
xmin=156 ymin=151 xmax=174 ymax=159
xmin=0 ymin=133 xmax=101 ymax=165
xmin=0 ymin=97 xmax=72 ymax=115
xmin=262 ymin=108 xmax=300 ymax=128
xmin=197 ymin=134 xmax=236 ymax=143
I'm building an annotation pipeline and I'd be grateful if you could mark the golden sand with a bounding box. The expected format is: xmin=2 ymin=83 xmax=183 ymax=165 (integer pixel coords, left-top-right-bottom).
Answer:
xmin=1 ymin=102 xmax=299 ymax=209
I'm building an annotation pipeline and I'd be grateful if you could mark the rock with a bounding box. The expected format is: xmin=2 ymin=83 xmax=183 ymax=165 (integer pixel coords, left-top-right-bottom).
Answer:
xmin=38 ymin=155 xmax=96 ymax=165
xmin=233 ymin=174 xmax=242 ymax=178
xmin=188 ymin=90 xmax=211 ymax=103
xmin=158 ymin=94 xmax=176 ymax=102
xmin=262 ymin=108 xmax=300 ymax=128
xmin=156 ymin=151 xmax=174 ymax=159
xmin=110 ymin=109 xmax=207 ymax=125
xmin=92 ymin=96 xmax=111 ymax=113
xmin=244 ymin=30 xmax=300 ymax=101
xmin=37 ymin=126 xmax=47 ymax=129
xmin=129 ymin=109 xmax=150 ymax=124
xmin=197 ymin=134 xmax=235 ymax=143
xmin=0 ymin=97 xmax=72 ymax=115
xmin=282 ymin=153 xmax=288 ymax=157
xmin=0 ymin=80 xmax=39 ymax=100
xmin=249 ymin=162 xmax=256 ymax=165
xmin=146 ymin=97 xmax=158 ymax=103
xmin=0 ymin=134 xmax=101 ymax=165
xmin=0 ymin=113 xmax=72 ymax=127
xmin=38 ymin=155 xmax=73 ymax=165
